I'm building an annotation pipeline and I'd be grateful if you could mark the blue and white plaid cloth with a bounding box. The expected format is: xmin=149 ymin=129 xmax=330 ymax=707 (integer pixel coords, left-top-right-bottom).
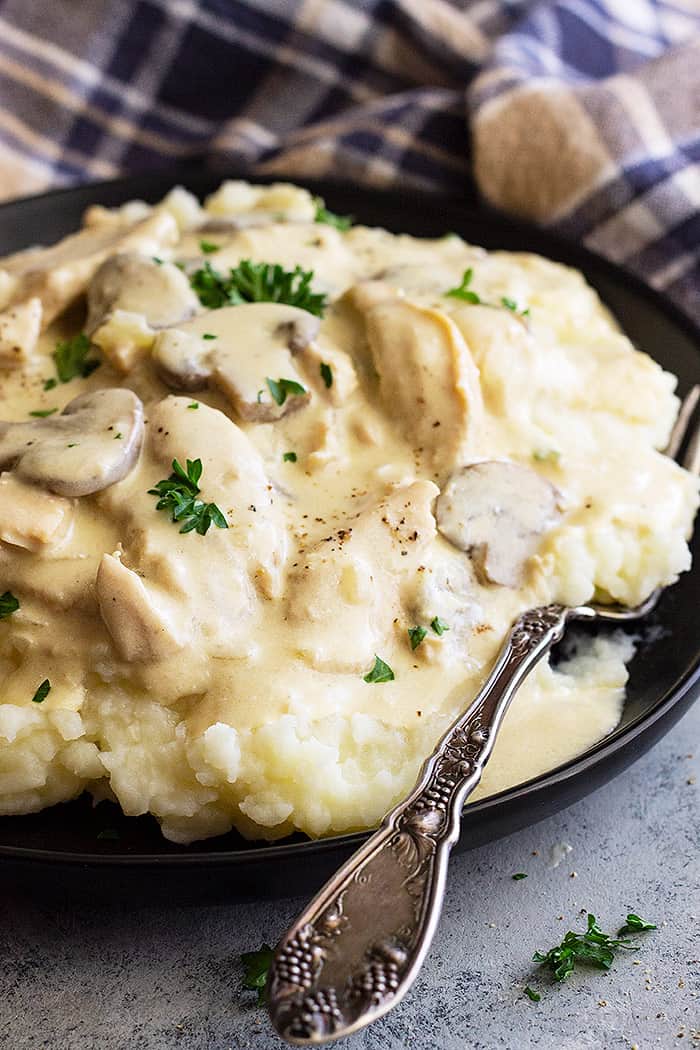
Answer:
xmin=0 ymin=0 xmax=698 ymax=321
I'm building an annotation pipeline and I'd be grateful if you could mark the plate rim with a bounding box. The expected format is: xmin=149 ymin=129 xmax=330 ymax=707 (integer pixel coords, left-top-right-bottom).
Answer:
xmin=0 ymin=170 xmax=698 ymax=869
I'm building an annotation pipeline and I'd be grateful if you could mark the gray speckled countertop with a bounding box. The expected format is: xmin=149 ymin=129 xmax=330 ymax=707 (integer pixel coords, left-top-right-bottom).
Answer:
xmin=3 ymin=702 xmax=699 ymax=1050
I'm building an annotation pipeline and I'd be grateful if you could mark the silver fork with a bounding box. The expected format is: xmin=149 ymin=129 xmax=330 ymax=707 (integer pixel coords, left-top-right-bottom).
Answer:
xmin=267 ymin=385 xmax=700 ymax=1046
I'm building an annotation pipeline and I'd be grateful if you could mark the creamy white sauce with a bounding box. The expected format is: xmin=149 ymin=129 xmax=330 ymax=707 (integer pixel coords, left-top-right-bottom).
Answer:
xmin=0 ymin=180 xmax=697 ymax=843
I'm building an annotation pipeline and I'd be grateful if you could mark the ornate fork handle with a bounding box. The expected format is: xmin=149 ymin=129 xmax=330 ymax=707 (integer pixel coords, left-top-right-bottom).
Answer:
xmin=268 ymin=603 xmax=578 ymax=1045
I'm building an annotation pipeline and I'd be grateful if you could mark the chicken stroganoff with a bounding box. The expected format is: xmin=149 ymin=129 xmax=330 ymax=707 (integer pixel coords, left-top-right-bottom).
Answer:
xmin=0 ymin=181 xmax=697 ymax=843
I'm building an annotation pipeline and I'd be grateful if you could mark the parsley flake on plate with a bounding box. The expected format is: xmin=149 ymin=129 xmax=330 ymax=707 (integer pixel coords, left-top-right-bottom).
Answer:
xmin=266 ymin=376 xmax=307 ymax=407
xmin=430 ymin=616 xmax=450 ymax=636
xmin=363 ymin=655 xmax=395 ymax=684
xmin=31 ymin=679 xmax=51 ymax=704
xmin=408 ymin=625 xmax=427 ymax=650
xmin=313 ymin=197 xmax=353 ymax=231
xmin=241 ymin=944 xmax=274 ymax=1005
xmin=320 ymin=362 xmax=333 ymax=389
xmin=0 ymin=591 xmax=19 ymax=619
xmin=190 ymin=259 xmax=326 ymax=316
xmin=52 ymin=333 xmax=100 ymax=383
xmin=148 ymin=458 xmax=228 ymax=536
xmin=446 ymin=268 xmax=481 ymax=304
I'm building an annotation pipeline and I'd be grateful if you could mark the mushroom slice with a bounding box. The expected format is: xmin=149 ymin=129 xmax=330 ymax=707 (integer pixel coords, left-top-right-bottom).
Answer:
xmin=0 ymin=298 xmax=42 ymax=369
xmin=0 ymin=389 xmax=144 ymax=497
xmin=152 ymin=303 xmax=313 ymax=422
xmin=436 ymin=461 xmax=562 ymax=587
xmin=354 ymin=292 xmax=484 ymax=475
xmin=0 ymin=473 xmax=73 ymax=552
xmin=86 ymin=253 xmax=199 ymax=334
xmin=1 ymin=211 xmax=178 ymax=328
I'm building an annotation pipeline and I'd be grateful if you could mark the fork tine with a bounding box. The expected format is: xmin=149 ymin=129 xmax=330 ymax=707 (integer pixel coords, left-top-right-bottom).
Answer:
xmin=666 ymin=384 xmax=700 ymax=460
xmin=683 ymin=419 xmax=700 ymax=476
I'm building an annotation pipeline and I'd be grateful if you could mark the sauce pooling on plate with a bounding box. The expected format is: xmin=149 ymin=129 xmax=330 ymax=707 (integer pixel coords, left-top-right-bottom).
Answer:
xmin=0 ymin=181 xmax=697 ymax=843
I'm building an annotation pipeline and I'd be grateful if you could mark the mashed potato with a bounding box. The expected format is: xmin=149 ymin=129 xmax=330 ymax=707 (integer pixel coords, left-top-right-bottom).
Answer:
xmin=0 ymin=181 xmax=697 ymax=843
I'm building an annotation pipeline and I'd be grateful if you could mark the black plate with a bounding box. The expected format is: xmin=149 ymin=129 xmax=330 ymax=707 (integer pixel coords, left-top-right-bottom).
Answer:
xmin=0 ymin=172 xmax=698 ymax=903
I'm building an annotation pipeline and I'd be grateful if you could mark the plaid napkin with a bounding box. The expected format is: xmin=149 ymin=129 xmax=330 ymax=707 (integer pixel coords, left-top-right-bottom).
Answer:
xmin=0 ymin=0 xmax=698 ymax=321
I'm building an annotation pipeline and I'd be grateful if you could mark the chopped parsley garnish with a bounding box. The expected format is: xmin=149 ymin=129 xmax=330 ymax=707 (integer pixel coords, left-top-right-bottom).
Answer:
xmin=266 ymin=376 xmax=307 ymax=406
xmin=187 ymin=402 xmax=199 ymax=410
xmin=43 ymin=377 xmax=57 ymax=391
xmin=241 ymin=944 xmax=274 ymax=1005
xmin=313 ymin=197 xmax=353 ymax=231
xmin=524 ymin=986 xmax=541 ymax=1002
xmin=148 ymin=458 xmax=228 ymax=536
xmin=533 ymin=912 xmax=656 ymax=982
xmin=199 ymin=240 xmax=220 ymax=254
xmin=501 ymin=296 xmax=529 ymax=316
xmin=512 ymin=872 xmax=528 ymax=880
xmin=408 ymin=625 xmax=427 ymax=650
xmin=152 ymin=256 xmax=164 ymax=265
xmin=31 ymin=679 xmax=51 ymax=704
xmin=0 ymin=591 xmax=20 ymax=619
xmin=446 ymin=270 xmax=529 ymax=317
xmin=363 ymin=655 xmax=395 ymax=684
xmin=618 ymin=913 xmax=657 ymax=937
xmin=320 ymin=362 xmax=333 ymax=389
xmin=114 ymin=432 xmax=122 ymax=440
xmin=190 ymin=260 xmax=326 ymax=316
xmin=430 ymin=616 xmax=449 ymax=636
xmin=446 ymin=268 xmax=481 ymax=304
xmin=52 ymin=333 xmax=100 ymax=384
xmin=533 ymin=448 xmax=561 ymax=465
xmin=282 ymin=451 xmax=297 ymax=463
xmin=29 ymin=408 xmax=58 ymax=418
xmin=202 ymin=332 xmax=217 ymax=340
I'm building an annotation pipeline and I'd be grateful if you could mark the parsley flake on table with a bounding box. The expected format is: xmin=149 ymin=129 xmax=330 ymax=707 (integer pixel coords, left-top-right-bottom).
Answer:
xmin=0 ymin=591 xmax=19 ymax=619
xmin=266 ymin=376 xmax=307 ymax=406
xmin=408 ymin=625 xmax=427 ymax=650
xmin=241 ymin=944 xmax=274 ymax=1005
xmin=190 ymin=259 xmax=327 ymax=316
xmin=363 ymin=655 xmax=395 ymax=684
xmin=617 ymin=913 xmax=657 ymax=936
xmin=533 ymin=912 xmax=656 ymax=982
xmin=512 ymin=872 xmax=528 ymax=880
xmin=320 ymin=362 xmax=333 ymax=389
xmin=430 ymin=616 xmax=450 ymax=636
xmin=148 ymin=458 xmax=228 ymax=536
xmin=313 ymin=197 xmax=353 ymax=231
xmin=31 ymin=679 xmax=51 ymax=704
xmin=52 ymin=333 xmax=100 ymax=383
xmin=524 ymin=986 xmax=541 ymax=1002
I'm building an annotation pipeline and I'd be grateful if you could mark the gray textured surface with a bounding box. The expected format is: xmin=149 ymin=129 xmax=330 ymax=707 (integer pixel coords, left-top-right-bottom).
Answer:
xmin=3 ymin=703 xmax=699 ymax=1050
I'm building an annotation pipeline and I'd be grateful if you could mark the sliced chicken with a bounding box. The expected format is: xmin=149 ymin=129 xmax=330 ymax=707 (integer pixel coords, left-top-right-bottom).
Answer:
xmin=0 ymin=473 xmax=74 ymax=552
xmin=0 ymin=211 xmax=178 ymax=328
xmin=96 ymin=552 xmax=186 ymax=662
xmin=0 ymin=298 xmax=42 ymax=370
xmin=287 ymin=480 xmax=438 ymax=672
xmin=353 ymin=289 xmax=484 ymax=476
